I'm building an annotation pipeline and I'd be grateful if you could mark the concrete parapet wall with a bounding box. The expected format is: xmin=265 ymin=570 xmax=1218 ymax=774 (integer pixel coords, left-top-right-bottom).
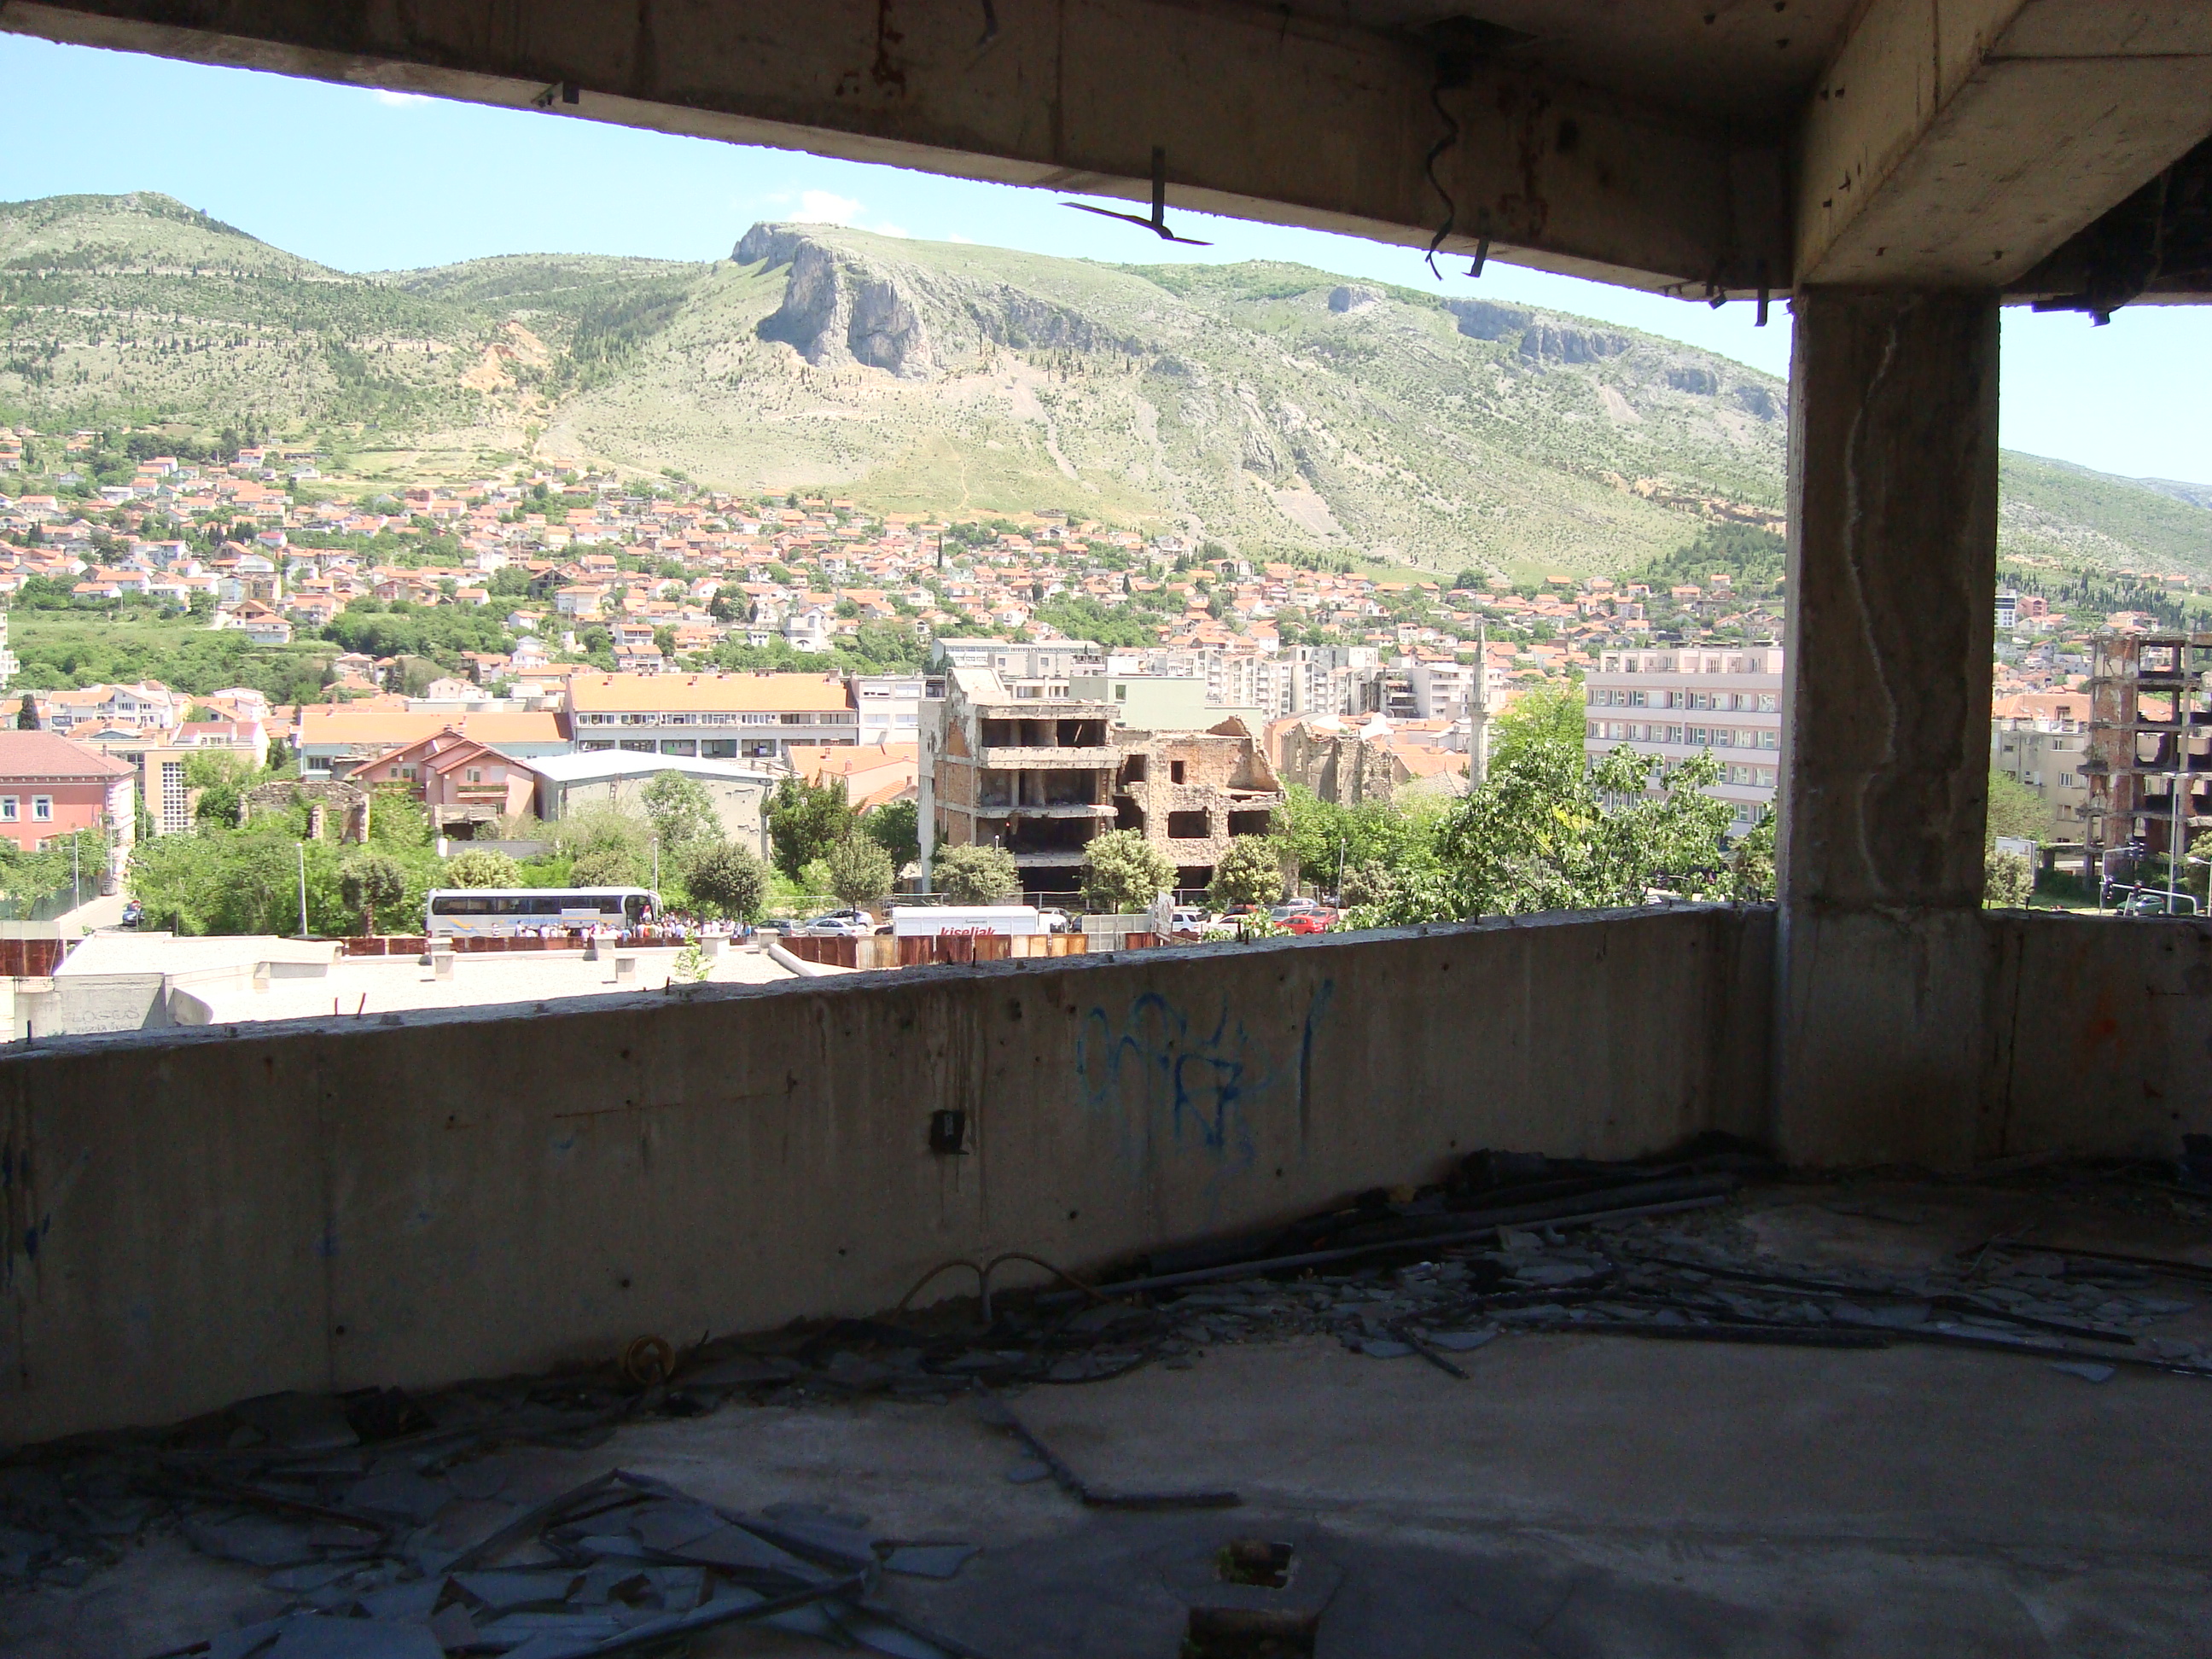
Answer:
xmin=1981 ymin=911 xmax=2212 ymax=1162
xmin=0 ymin=905 xmax=1771 ymax=1446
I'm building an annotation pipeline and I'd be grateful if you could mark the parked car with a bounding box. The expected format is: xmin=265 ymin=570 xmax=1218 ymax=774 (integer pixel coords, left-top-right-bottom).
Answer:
xmin=1218 ymin=903 xmax=1266 ymax=923
xmin=1170 ymin=905 xmax=1208 ymax=932
xmin=2122 ymin=889 xmax=2200 ymax=917
xmin=754 ymin=917 xmax=797 ymax=936
xmin=1284 ymin=908 xmax=1338 ymax=934
xmin=120 ymin=899 xmax=143 ymax=928
xmin=1036 ymin=908 xmax=1072 ymax=935
xmin=1269 ymin=898 xmax=1320 ymax=923
xmin=799 ymin=914 xmax=875 ymax=936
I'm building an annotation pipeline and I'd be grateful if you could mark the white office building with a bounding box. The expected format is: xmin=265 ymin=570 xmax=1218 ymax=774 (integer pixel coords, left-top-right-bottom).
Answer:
xmin=1584 ymin=644 xmax=1785 ymax=829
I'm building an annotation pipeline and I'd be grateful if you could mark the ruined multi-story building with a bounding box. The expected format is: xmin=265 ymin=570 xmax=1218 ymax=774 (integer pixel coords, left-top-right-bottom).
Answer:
xmin=1110 ymin=719 xmax=1284 ymax=893
xmin=1275 ymin=715 xmax=1473 ymax=807
xmin=921 ymin=666 xmax=1284 ymax=899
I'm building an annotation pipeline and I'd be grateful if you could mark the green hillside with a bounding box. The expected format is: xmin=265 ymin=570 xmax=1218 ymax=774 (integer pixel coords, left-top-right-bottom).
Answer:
xmin=2 ymin=192 xmax=2204 ymax=582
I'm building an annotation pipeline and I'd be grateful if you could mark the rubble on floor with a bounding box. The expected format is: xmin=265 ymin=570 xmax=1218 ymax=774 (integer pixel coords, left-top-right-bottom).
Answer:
xmin=5 ymin=1148 xmax=2210 ymax=1656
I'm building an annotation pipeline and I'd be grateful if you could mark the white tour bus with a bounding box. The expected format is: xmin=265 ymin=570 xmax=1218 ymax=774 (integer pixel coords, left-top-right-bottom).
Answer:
xmin=423 ymin=887 xmax=656 ymax=938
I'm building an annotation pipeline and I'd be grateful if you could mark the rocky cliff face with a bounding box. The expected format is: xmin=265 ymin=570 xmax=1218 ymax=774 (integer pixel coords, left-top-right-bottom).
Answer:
xmin=738 ymin=224 xmax=937 ymax=379
xmin=734 ymin=222 xmax=1135 ymax=380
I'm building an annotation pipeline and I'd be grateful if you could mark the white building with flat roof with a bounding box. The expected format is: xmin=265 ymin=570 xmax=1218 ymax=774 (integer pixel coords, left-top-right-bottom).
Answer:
xmin=1584 ymin=644 xmax=1784 ymax=830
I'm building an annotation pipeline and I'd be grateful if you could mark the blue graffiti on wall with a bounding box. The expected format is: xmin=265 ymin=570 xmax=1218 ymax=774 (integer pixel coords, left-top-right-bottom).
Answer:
xmin=1074 ymin=979 xmax=1335 ymax=1178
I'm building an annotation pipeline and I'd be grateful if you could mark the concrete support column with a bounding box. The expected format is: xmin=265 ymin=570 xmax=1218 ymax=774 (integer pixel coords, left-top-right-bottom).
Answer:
xmin=1773 ymin=288 xmax=2000 ymax=1168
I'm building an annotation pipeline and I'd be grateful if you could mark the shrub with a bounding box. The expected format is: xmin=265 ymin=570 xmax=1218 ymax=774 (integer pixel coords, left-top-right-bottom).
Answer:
xmin=933 ymin=843 xmax=1021 ymax=905
xmin=1985 ymin=850 xmax=2034 ymax=909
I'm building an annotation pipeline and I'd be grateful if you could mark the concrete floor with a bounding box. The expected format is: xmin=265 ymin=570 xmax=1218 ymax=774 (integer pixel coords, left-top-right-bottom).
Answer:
xmin=8 ymin=1178 xmax=2210 ymax=1657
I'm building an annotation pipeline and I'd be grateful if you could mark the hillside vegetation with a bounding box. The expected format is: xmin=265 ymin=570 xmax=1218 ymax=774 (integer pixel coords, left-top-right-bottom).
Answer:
xmin=3 ymin=193 xmax=2204 ymax=580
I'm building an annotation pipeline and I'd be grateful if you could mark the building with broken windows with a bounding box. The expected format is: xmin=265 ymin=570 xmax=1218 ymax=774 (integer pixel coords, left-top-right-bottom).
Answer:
xmin=920 ymin=667 xmax=1284 ymax=897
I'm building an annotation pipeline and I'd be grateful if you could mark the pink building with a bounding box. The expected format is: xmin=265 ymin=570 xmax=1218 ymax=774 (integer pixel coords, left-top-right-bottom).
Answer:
xmin=0 ymin=731 xmax=136 ymax=853
xmin=359 ymin=730 xmax=536 ymax=836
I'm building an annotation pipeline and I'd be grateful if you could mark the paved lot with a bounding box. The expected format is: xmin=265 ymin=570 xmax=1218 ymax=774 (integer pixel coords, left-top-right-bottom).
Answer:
xmin=191 ymin=942 xmax=797 ymax=1025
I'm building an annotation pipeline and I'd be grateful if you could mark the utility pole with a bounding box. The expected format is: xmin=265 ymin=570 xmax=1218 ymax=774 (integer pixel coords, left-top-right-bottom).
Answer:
xmin=2172 ymin=771 xmax=2186 ymax=914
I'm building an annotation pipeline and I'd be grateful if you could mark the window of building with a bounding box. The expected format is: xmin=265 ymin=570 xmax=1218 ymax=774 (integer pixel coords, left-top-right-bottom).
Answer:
xmin=32 ymin=796 xmax=51 ymax=821
xmin=467 ymin=769 xmax=483 ymax=783
xmin=1121 ymin=754 xmax=1149 ymax=783
xmin=1758 ymin=694 xmax=1778 ymax=712
xmin=1227 ymin=810 xmax=1271 ymax=836
xmin=1170 ymin=760 xmax=1186 ymax=784
xmin=0 ymin=797 xmax=15 ymax=821
xmin=1759 ymin=731 xmax=1778 ymax=749
xmin=1167 ymin=809 xmax=1210 ymax=838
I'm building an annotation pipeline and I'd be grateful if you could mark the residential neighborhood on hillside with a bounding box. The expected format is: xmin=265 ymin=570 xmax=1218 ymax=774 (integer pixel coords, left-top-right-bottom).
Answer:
xmin=0 ymin=426 xmax=2200 ymax=911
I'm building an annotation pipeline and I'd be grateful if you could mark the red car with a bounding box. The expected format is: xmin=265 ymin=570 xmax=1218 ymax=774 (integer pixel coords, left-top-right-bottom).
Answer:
xmin=1285 ymin=908 xmax=1338 ymax=934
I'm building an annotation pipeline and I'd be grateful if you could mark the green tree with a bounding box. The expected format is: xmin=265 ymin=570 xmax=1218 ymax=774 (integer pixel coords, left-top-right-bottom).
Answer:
xmin=862 ymin=799 xmax=919 ymax=870
xmin=368 ymin=784 xmax=433 ymax=849
xmin=825 ymin=834 xmax=895 ymax=907
xmin=444 ymin=847 xmax=522 ymax=888
xmin=1268 ymin=785 xmax=1429 ymax=894
xmin=1359 ymin=742 xmax=1751 ymax=924
xmin=766 ymin=775 xmax=855 ymax=880
xmin=685 ymin=840 xmax=769 ymax=921
xmin=548 ymin=803 xmax=653 ymax=883
xmin=185 ymin=750 xmax=257 ymax=826
xmin=1208 ymin=835 xmax=1282 ymax=909
xmin=1488 ymin=682 xmax=1588 ymax=771
xmin=933 ymin=842 xmax=1019 ymax=905
xmin=0 ymin=830 xmax=106 ymax=909
xmin=640 ymin=770 xmax=719 ymax=856
xmin=1986 ymin=769 xmax=2048 ymax=849
xmin=572 ymin=843 xmax=643 ymax=887
xmin=1081 ymin=829 xmax=1176 ymax=913
xmin=340 ymin=853 xmax=409 ymax=935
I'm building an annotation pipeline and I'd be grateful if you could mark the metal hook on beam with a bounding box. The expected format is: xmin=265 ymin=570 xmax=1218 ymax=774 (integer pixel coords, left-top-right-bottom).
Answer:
xmin=1063 ymin=147 xmax=1212 ymax=245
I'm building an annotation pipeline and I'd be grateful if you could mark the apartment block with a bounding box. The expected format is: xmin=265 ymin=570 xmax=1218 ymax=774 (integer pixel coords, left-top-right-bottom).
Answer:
xmin=567 ymin=672 xmax=857 ymax=761
xmin=853 ymin=672 xmax=940 ymax=743
xmin=928 ymin=638 xmax=1103 ymax=692
xmin=1584 ymin=645 xmax=1785 ymax=828
xmin=1991 ymin=691 xmax=2091 ymax=838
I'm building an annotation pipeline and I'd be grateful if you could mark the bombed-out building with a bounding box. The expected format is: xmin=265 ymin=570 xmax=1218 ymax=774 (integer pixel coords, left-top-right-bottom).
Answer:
xmin=921 ymin=667 xmax=1282 ymax=897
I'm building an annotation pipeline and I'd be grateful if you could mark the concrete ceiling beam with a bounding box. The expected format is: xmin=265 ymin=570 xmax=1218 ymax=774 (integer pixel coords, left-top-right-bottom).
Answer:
xmin=0 ymin=0 xmax=1777 ymax=293
xmin=1796 ymin=0 xmax=2212 ymax=288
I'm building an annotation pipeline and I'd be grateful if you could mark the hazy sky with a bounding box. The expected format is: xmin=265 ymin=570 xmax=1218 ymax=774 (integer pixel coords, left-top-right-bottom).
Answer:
xmin=1 ymin=33 xmax=2204 ymax=484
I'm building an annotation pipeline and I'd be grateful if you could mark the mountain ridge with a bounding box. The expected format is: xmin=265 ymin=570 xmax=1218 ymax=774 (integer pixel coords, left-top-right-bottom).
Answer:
xmin=2 ymin=193 xmax=2204 ymax=581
